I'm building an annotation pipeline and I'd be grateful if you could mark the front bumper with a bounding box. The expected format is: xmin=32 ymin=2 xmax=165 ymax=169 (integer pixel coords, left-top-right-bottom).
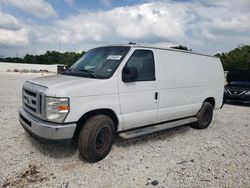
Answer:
xmin=224 ymin=98 xmax=250 ymax=104
xmin=19 ymin=107 xmax=77 ymax=143
xmin=224 ymin=93 xmax=250 ymax=104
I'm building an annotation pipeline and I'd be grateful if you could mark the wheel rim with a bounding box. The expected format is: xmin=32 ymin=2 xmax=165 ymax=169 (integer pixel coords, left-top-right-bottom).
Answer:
xmin=95 ymin=126 xmax=110 ymax=153
xmin=202 ymin=107 xmax=212 ymax=125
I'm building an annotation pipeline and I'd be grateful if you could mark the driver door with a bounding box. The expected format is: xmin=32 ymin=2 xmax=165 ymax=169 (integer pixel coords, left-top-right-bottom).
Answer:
xmin=118 ymin=49 xmax=159 ymax=130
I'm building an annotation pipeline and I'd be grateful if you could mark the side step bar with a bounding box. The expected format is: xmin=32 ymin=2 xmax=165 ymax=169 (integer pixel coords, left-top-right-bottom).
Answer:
xmin=119 ymin=117 xmax=197 ymax=139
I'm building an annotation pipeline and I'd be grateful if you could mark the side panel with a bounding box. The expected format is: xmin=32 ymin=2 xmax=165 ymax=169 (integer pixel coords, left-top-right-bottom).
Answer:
xmin=156 ymin=49 xmax=224 ymax=123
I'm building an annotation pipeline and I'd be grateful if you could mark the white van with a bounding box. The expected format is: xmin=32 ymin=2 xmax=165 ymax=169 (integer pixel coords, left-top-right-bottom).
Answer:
xmin=19 ymin=44 xmax=224 ymax=162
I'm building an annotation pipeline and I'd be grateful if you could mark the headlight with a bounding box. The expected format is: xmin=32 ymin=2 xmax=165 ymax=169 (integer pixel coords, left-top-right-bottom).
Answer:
xmin=224 ymin=87 xmax=228 ymax=93
xmin=46 ymin=97 xmax=69 ymax=123
xmin=245 ymin=91 xmax=250 ymax=96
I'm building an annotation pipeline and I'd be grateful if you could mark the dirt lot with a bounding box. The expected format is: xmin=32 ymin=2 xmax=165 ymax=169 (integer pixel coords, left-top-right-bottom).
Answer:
xmin=0 ymin=73 xmax=249 ymax=188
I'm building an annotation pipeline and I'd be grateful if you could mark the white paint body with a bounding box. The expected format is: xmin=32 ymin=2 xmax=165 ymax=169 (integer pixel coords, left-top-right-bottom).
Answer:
xmin=27 ymin=45 xmax=224 ymax=132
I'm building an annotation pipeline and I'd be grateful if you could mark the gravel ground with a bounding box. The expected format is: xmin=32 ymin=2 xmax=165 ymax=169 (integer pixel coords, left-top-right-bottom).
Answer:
xmin=0 ymin=73 xmax=249 ymax=188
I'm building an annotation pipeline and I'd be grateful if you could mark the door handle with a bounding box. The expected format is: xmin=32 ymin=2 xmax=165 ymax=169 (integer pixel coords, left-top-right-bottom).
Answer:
xmin=154 ymin=92 xmax=158 ymax=100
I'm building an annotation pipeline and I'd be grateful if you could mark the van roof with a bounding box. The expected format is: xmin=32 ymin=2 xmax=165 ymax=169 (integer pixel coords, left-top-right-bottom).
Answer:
xmin=100 ymin=43 xmax=219 ymax=59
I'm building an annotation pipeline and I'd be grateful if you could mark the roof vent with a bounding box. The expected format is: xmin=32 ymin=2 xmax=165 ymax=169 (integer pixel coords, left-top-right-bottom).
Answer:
xmin=128 ymin=42 xmax=136 ymax=45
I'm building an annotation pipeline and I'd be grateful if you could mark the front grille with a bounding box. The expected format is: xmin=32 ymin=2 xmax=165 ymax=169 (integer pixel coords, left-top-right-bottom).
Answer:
xmin=227 ymin=86 xmax=247 ymax=95
xmin=23 ymin=88 xmax=41 ymax=114
xmin=22 ymin=82 xmax=47 ymax=119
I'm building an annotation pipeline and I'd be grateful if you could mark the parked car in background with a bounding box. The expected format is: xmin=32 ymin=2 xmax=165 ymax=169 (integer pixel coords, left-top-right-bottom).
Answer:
xmin=224 ymin=70 xmax=250 ymax=104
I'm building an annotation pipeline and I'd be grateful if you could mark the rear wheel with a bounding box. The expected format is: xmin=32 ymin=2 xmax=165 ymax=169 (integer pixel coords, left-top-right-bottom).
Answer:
xmin=78 ymin=115 xmax=115 ymax=163
xmin=191 ymin=102 xmax=213 ymax=129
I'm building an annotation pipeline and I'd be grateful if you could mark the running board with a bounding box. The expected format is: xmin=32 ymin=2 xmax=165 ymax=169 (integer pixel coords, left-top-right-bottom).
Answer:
xmin=119 ymin=117 xmax=197 ymax=139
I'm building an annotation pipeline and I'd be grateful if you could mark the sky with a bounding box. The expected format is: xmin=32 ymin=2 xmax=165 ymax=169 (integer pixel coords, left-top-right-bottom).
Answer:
xmin=0 ymin=0 xmax=250 ymax=57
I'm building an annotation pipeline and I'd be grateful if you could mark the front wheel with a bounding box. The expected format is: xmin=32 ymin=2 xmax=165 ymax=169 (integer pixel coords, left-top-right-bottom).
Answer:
xmin=190 ymin=102 xmax=213 ymax=129
xmin=78 ymin=115 xmax=115 ymax=163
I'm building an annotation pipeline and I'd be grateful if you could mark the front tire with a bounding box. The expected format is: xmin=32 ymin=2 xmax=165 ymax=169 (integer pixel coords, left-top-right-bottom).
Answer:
xmin=78 ymin=115 xmax=115 ymax=163
xmin=191 ymin=102 xmax=213 ymax=129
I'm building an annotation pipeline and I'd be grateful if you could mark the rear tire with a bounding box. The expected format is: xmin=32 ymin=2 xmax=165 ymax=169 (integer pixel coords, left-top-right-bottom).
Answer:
xmin=191 ymin=102 xmax=213 ymax=129
xmin=78 ymin=115 xmax=115 ymax=163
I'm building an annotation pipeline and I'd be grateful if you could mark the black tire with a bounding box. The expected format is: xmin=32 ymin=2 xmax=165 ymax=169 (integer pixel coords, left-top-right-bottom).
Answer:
xmin=78 ymin=115 xmax=115 ymax=163
xmin=191 ymin=102 xmax=213 ymax=129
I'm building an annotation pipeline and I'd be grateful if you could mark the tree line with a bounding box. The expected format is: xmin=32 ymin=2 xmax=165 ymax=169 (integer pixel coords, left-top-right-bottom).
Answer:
xmin=0 ymin=51 xmax=85 ymax=67
xmin=0 ymin=45 xmax=250 ymax=71
xmin=215 ymin=45 xmax=250 ymax=72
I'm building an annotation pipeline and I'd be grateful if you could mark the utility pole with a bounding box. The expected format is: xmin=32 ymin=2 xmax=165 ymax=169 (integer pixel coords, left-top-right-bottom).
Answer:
xmin=59 ymin=37 xmax=61 ymax=52
xmin=57 ymin=29 xmax=62 ymax=52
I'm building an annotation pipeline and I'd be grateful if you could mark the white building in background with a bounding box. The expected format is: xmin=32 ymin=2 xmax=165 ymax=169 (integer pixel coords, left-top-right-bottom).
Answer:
xmin=0 ymin=62 xmax=60 ymax=73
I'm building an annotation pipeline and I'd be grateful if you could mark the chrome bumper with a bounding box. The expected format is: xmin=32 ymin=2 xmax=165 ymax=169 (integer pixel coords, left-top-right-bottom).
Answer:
xmin=19 ymin=107 xmax=77 ymax=142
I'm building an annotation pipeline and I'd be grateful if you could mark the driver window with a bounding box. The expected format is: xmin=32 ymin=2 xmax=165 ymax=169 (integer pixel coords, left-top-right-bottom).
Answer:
xmin=125 ymin=50 xmax=155 ymax=81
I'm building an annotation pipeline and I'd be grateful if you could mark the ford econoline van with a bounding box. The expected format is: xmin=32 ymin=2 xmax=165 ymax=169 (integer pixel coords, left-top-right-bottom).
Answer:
xmin=19 ymin=44 xmax=224 ymax=162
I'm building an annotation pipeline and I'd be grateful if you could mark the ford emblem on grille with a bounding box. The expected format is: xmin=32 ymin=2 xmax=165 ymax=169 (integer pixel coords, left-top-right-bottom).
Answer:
xmin=25 ymin=97 xmax=32 ymax=104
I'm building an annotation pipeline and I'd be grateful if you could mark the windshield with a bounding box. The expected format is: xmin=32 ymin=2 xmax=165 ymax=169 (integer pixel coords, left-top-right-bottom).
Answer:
xmin=227 ymin=70 xmax=250 ymax=82
xmin=62 ymin=46 xmax=130 ymax=79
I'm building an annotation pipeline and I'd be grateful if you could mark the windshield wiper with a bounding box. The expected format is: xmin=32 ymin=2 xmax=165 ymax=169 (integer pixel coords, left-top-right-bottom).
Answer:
xmin=78 ymin=69 xmax=97 ymax=78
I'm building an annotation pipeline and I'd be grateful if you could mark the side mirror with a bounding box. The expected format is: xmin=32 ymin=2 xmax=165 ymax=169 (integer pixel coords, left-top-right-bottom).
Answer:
xmin=122 ymin=67 xmax=138 ymax=82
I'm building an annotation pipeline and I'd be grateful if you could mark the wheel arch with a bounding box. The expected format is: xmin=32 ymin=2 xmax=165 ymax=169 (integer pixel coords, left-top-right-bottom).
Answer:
xmin=73 ymin=108 xmax=119 ymax=142
xmin=204 ymin=97 xmax=215 ymax=108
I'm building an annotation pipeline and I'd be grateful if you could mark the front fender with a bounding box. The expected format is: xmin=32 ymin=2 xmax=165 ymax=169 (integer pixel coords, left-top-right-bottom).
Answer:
xmin=64 ymin=94 xmax=123 ymax=131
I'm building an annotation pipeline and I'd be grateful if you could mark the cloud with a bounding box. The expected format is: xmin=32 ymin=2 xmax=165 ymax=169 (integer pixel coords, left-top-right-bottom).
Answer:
xmin=54 ymin=0 xmax=250 ymax=48
xmin=0 ymin=12 xmax=21 ymax=30
xmin=0 ymin=28 xmax=29 ymax=47
xmin=0 ymin=12 xmax=28 ymax=47
xmin=101 ymin=0 xmax=112 ymax=7
xmin=56 ymin=2 xmax=194 ymax=44
xmin=26 ymin=24 xmax=59 ymax=44
xmin=0 ymin=0 xmax=250 ymax=57
xmin=203 ymin=0 xmax=250 ymax=12
xmin=5 ymin=0 xmax=57 ymax=18
xmin=190 ymin=1 xmax=250 ymax=36
xmin=64 ymin=0 xmax=74 ymax=7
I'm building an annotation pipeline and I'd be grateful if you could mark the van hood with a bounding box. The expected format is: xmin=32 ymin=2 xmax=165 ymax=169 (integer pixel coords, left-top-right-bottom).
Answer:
xmin=227 ymin=81 xmax=250 ymax=89
xmin=27 ymin=74 xmax=117 ymax=97
xmin=28 ymin=75 xmax=96 ymax=88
